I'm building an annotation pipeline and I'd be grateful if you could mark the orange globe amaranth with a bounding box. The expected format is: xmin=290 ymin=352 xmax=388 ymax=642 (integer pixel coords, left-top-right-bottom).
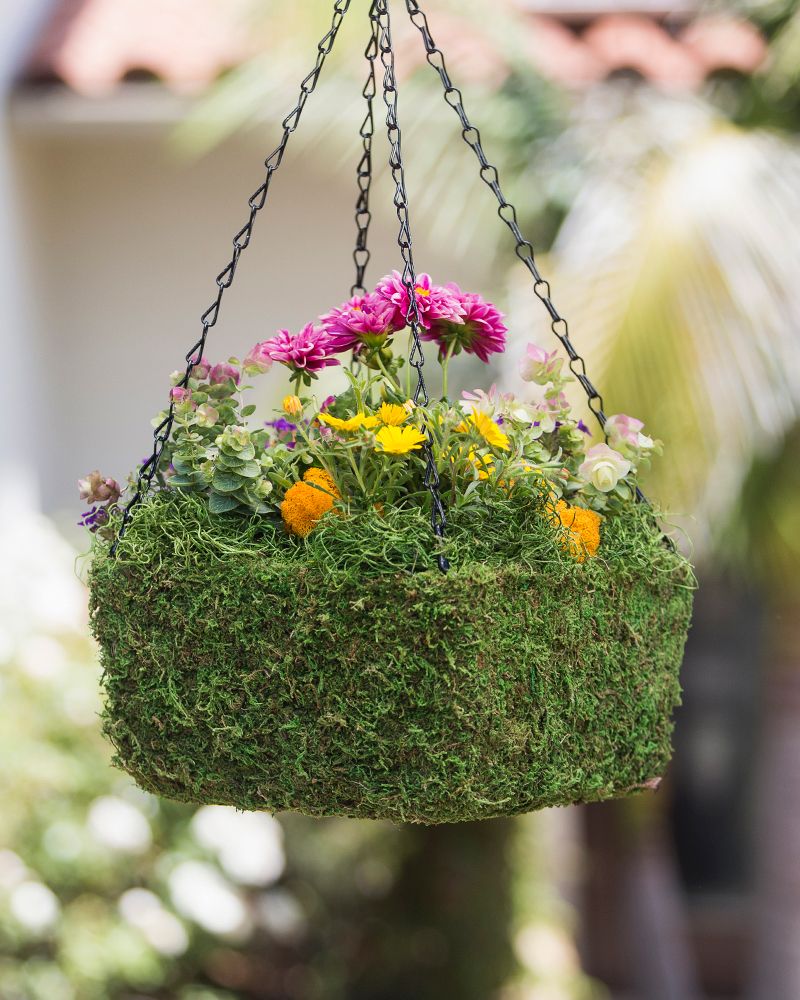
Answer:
xmin=554 ymin=499 xmax=601 ymax=563
xmin=281 ymin=468 xmax=340 ymax=538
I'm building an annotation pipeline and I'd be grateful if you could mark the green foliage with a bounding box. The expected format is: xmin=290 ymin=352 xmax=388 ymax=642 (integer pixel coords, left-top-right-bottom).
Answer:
xmin=89 ymin=491 xmax=694 ymax=824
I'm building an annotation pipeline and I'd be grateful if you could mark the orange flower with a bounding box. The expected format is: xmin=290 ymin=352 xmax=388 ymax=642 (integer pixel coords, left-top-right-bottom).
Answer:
xmin=553 ymin=499 xmax=601 ymax=563
xmin=281 ymin=468 xmax=340 ymax=537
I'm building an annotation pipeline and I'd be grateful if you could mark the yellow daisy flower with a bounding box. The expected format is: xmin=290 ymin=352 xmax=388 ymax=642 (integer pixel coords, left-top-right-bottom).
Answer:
xmin=466 ymin=447 xmax=495 ymax=480
xmin=375 ymin=425 xmax=427 ymax=455
xmin=456 ymin=410 xmax=510 ymax=451
xmin=318 ymin=412 xmax=379 ymax=432
xmin=377 ymin=402 xmax=409 ymax=426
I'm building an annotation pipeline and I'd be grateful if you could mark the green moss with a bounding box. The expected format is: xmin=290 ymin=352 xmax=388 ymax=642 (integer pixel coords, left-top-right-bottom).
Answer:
xmin=89 ymin=491 xmax=694 ymax=824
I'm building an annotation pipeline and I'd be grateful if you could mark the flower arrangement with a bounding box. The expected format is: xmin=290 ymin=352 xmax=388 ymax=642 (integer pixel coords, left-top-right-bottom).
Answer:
xmin=81 ymin=274 xmax=659 ymax=566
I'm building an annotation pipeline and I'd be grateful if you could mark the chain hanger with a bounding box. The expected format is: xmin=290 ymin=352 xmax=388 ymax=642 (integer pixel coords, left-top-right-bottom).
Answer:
xmin=111 ymin=0 xmax=353 ymax=554
xmin=113 ymin=0 xmax=622 ymax=564
xmin=403 ymin=0 xmax=608 ymax=435
xmin=371 ymin=0 xmax=449 ymax=571
xmin=351 ymin=17 xmax=379 ymax=296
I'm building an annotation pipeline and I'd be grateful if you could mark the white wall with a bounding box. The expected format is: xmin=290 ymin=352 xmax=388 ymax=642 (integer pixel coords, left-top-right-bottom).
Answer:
xmin=11 ymin=113 xmax=486 ymax=518
xmin=0 ymin=0 xmax=53 ymax=512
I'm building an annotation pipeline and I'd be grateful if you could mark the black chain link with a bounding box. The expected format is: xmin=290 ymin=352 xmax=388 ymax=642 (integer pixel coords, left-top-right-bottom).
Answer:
xmin=112 ymin=0 xmax=353 ymax=553
xmin=351 ymin=17 xmax=379 ymax=296
xmin=373 ymin=0 xmax=449 ymax=572
xmin=403 ymin=0 xmax=608 ymax=433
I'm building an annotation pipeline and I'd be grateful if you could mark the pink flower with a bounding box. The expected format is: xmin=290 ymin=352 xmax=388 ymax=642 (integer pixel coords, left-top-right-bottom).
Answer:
xmin=243 ymin=343 xmax=274 ymax=375
xmin=519 ymin=343 xmax=563 ymax=385
xmin=320 ymin=293 xmax=396 ymax=353
xmin=604 ymin=413 xmax=653 ymax=451
xmin=209 ymin=363 xmax=241 ymax=385
xmin=78 ymin=471 xmax=121 ymax=505
xmin=190 ymin=359 xmax=212 ymax=380
xmin=375 ymin=271 xmax=466 ymax=331
xmin=170 ymin=387 xmax=191 ymax=404
xmin=257 ymin=324 xmax=340 ymax=375
xmin=423 ymin=285 xmax=507 ymax=362
xmin=320 ymin=395 xmax=336 ymax=412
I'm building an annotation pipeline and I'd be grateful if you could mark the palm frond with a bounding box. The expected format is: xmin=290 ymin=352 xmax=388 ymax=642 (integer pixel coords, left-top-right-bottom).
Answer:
xmin=505 ymin=90 xmax=800 ymax=557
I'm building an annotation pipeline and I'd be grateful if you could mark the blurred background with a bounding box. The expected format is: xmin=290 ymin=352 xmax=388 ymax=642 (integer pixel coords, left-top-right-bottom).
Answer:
xmin=1 ymin=0 xmax=799 ymax=997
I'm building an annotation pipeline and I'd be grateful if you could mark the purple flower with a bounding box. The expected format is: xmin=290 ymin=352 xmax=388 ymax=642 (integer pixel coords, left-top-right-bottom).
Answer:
xmin=266 ymin=418 xmax=298 ymax=435
xmin=320 ymin=293 xmax=396 ymax=353
xmin=78 ymin=505 xmax=110 ymax=531
xmin=423 ymin=284 xmax=507 ymax=362
xmin=265 ymin=417 xmax=298 ymax=450
xmin=375 ymin=271 xmax=466 ymax=331
xmin=320 ymin=395 xmax=336 ymax=412
xmin=577 ymin=420 xmax=591 ymax=436
xmin=254 ymin=324 xmax=340 ymax=376
xmin=209 ymin=362 xmax=241 ymax=385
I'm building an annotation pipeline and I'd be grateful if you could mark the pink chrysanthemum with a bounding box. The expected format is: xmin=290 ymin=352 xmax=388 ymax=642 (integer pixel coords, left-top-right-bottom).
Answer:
xmin=375 ymin=271 xmax=466 ymax=331
xmin=319 ymin=292 xmax=396 ymax=353
xmin=423 ymin=284 xmax=507 ymax=362
xmin=254 ymin=324 xmax=340 ymax=375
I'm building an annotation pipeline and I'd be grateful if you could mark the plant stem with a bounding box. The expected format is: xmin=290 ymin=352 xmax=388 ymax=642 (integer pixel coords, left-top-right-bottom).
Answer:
xmin=441 ymin=341 xmax=457 ymax=402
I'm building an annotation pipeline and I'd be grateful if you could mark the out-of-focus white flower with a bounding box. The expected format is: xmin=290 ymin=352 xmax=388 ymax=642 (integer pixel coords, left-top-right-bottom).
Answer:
xmin=0 ymin=850 xmax=28 ymax=889
xmin=514 ymin=921 xmax=579 ymax=978
xmin=191 ymin=806 xmax=285 ymax=886
xmin=119 ymin=888 xmax=189 ymax=956
xmin=168 ymin=861 xmax=249 ymax=937
xmin=42 ymin=821 xmax=84 ymax=862
xmin=256 ymin=889 xmax=306 ymax=943
xmin=10 ymin=881 xmax=60 ymax=933
xmin=87 ymin=796 xmax=152 ymax=853
xmin=17 ymin=635 xmax=68 ymax=680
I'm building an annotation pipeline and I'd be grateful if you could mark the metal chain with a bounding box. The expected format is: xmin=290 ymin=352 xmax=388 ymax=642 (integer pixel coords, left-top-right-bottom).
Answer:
xmin=112 ymin=0 xmax=352 ymax=554
xmin=372 ymin=0 xmax=449 ymax=572
xmin=403 ymin=0 xmax=608 ymax=434
xmin=351 ymin=17 xmax=379 ymax=296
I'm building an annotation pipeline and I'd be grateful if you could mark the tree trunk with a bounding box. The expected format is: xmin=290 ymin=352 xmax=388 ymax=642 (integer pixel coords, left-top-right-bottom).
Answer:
xmin=351 ymin=820 xmax=516 ymax=1000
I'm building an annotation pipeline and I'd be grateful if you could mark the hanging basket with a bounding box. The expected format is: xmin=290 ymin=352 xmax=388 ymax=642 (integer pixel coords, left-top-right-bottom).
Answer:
xmin=87 ymin=0 xmax=694 ymax=824
xmin=90 ymin=493 xmax=691 ymax=824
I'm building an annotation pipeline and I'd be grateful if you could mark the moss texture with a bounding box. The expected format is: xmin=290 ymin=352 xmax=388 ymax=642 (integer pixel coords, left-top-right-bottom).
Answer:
xmin=89 ymin=492 xmax=694 ymax=824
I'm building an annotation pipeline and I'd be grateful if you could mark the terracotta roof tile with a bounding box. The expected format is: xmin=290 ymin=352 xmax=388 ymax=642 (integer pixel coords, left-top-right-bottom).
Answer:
xmin=21 ymin=0 xmax=768 ymax=96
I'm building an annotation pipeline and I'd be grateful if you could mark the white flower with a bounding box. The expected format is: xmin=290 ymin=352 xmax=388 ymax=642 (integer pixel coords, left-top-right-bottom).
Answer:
xmin=10 ymin=881 xmax=60 ymax=933
xmin=578 ymin=444 xmax=631 ymax=492
xmin=87 ymin=796 xmax=152 ymax=853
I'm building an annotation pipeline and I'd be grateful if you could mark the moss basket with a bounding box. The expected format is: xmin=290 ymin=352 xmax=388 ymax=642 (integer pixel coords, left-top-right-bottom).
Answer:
xmin=90 ymin=492 xmax=693 ymax=824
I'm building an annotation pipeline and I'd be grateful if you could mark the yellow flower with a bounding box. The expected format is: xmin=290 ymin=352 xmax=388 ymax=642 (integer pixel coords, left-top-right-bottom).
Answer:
xmin=456 ymin=410 xmax=510 ymax=451
xmin=552 ymin=499 xmax=601 ymax=562
xmin=467 ymin=447 xmax=495 ymax=480
xmin=318 ymin=411 xmax=379 ymax=432
xmin=377 ymin=402 xmax=409 ymax=426
xmin=281 ymin=468 xmax=340 ymax=537
xmin=282 ymin=395 xmax=303 ymax=417
xmin=375 ymin=425 xmax=427 ymax=455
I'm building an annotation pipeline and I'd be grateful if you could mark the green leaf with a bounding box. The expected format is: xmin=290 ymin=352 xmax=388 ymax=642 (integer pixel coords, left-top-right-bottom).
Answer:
xmin=208 ymin=492 xmax=240 ymax=514
xmin=241 ymin=404 xmax=257 ymax=417
xmin=236 ymin=461 xmax=262 ymax=479
xmin=212 ymin=470 xmax=245 ymax=493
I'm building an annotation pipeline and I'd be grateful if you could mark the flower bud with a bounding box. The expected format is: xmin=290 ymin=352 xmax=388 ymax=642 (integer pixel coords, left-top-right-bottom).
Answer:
xmin=282 ymin=395 xmax=303 ymax=417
